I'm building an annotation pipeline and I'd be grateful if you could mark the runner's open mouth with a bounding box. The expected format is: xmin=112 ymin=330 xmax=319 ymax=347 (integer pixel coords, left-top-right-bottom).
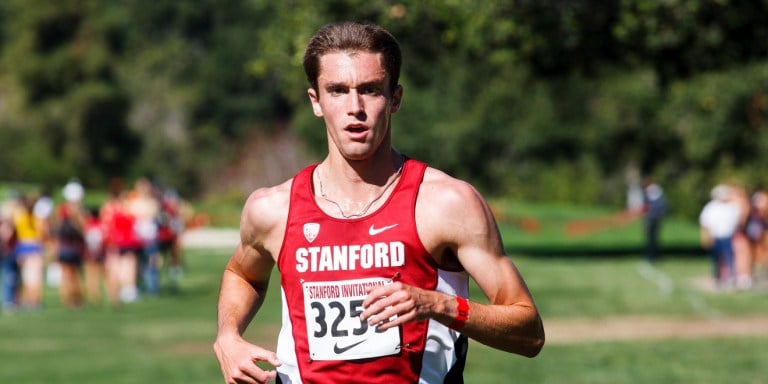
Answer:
xmin=346 ymin=125 xmax=367 ymax=133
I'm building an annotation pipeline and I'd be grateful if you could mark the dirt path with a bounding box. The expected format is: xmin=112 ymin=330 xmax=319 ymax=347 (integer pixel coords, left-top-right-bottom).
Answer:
xmin=181 ymin=227 xmax=240 ymax=250
xmin=545 ymin=315 xmax=768 ymax=344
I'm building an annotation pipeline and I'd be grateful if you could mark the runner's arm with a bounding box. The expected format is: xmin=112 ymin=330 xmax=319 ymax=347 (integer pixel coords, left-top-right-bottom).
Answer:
xmin=450 ymin=180 xmax=544 ymax=356
xmin=216 ymin=242 xmax=274 ymax=341
xmin=214 ymin=187 xmax=286 ymax=383
xmin=362 ymin=172 xmax=544 ymax=357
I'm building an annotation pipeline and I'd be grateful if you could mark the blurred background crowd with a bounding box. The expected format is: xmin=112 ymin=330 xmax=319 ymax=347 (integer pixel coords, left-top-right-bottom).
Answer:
xmin=0 ymin=178 xmax=192 ymax=312
xmin=632 ymin=178 xmax=768 ymax=291
xmin=698 ymin=182 xmax=768 ymax=292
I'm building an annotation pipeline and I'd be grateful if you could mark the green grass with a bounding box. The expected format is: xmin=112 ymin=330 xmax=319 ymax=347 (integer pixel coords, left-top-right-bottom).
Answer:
xmin=473 ymin=258 xmax=768 ymax=384
xmin=1 ymin=198 xmax=766 ymax=383
xmin=2 ymin=249 xmax=767 ymax=383
xmin=0 ymin=251 xmax=228 ymax=383
xmin=473 ymin=336 xmax=768 ymax=384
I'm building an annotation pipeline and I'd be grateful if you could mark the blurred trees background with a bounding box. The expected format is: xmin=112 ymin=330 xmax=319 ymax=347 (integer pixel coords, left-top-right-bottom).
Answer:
xmin=1 ymin=0 xmax=767 ymax=217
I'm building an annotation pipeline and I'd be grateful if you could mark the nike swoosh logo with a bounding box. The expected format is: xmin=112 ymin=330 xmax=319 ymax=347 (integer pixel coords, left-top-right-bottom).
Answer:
xmin=369 ymin=224 xmax=398 ymax=236
xmin=333 ymin=339 xmax=367 ymax=354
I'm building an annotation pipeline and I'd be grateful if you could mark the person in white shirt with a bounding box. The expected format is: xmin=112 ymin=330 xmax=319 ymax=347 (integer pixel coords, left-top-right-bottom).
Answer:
xmin=699 ymin=184 xmax=743 ymax=288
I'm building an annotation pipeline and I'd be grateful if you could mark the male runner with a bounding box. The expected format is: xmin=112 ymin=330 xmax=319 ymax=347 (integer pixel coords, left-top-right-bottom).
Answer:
xmin=214 ymin=21 xmax=545 ymax=384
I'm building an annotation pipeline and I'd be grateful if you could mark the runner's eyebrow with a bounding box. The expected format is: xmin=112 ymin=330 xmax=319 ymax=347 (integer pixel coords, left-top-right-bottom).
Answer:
xmin=324 ymin=79 xmax=386 ymax=92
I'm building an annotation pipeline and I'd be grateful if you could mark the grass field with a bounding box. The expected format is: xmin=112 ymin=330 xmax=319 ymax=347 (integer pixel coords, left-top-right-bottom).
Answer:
xmin=2 ymin=250 xmax=767 ymax=383
xmin=1 ymin=201 xmax=768 ymax=383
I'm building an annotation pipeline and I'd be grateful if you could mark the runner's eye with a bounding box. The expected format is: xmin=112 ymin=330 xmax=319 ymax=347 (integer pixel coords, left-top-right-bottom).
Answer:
xmin=327 ymin=85 xmax=347 ymax=96
xmin=359 ymin=85 xmax=382 ymax=96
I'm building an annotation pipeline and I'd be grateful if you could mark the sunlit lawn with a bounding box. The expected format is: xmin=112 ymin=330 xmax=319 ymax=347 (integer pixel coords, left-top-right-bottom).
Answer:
xmin=1 ymin=199 xmax=767 ymax=383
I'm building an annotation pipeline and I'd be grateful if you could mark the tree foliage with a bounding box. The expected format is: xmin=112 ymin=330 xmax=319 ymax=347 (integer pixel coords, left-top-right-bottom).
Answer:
xmin=0 ymin=0 xmax=767 ymax=217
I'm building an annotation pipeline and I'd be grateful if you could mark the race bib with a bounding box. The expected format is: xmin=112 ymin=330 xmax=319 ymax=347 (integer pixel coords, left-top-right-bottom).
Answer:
xmin=303 ymin=277 xmax=401 ymax=361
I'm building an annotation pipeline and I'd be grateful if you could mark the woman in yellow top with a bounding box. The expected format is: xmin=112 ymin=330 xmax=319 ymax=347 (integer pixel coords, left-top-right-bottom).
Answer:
xmin=13 ymin=194 xmax=46 ymax=309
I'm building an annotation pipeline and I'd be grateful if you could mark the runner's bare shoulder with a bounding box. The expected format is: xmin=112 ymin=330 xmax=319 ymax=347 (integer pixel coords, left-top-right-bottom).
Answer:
xmin=416 ymin=167 xmax=495 ymax=254
xmin=419 ymin=167 xmax=486 ymax=219
xmin=240 ymin=178 xmax=293 ymax=249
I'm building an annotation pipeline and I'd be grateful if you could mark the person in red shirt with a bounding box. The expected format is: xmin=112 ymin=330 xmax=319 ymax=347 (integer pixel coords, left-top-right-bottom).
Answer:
xmin=101 ymin=178 xmax=141 ymax=304
xmin=214 ymin=21 xmax=544 ymax=384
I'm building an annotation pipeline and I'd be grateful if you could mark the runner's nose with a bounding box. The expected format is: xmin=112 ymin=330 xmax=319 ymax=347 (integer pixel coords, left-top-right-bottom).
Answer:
xmin=347 ymin=90 xmax=364 ymax=116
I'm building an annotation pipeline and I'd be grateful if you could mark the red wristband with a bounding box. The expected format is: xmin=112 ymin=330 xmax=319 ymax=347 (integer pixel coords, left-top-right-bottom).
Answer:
xmin=449 ymin=296 xmax=469 ymax=330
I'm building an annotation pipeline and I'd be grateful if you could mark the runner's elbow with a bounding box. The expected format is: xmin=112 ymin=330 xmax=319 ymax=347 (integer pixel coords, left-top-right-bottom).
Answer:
xmin=521 ymin=334 xmax=545 ymax=357
xmin=517 ymin=317 xmax=545 ymax=358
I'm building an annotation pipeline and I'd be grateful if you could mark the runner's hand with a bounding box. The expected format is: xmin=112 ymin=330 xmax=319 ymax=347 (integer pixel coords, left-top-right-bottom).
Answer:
xmin=361 ymin=282 xmax=437 ymax=331
xmin=214 ymin=335 xmax=281 ymax=384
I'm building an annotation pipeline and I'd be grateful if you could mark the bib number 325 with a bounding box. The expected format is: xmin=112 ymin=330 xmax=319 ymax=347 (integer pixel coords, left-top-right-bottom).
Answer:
xmin=303 ymin=277 xmax=401 ymax=360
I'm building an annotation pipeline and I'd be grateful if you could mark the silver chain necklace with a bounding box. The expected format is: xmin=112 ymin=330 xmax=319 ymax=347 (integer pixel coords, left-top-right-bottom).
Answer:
xmin=317 ymin=164 xmax=403 ymax=219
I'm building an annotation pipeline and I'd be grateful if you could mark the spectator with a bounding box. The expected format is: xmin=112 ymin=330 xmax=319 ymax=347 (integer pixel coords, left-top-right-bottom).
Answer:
xmin=157 ymin=187 xmax=185 ymax=290
xmin=13 ymin=193 xmax=46 ymax=309
xmin=730 ymin=184 xmax=754 ymax=290
xmin=53 ymin=180 xmax=87 ymax=308
xmin=643 ymin=181 xmax=668 ymax=263
xmin=32 ymin=187 xmax=55 ymax=259
xmin=83 ymin=206 xmax=107 ymax=306
xmin=699 ymin=184 xmax=742 ymax=289
xmin=101 ymin=178 xmax=141 ymax=304
xmin=126 ymin=178 xmax=161 ymax=296
xmin=749 ymin=189 xmax=768 ymax=283
xmin=1 ymin=192 xmax=20 ymax=311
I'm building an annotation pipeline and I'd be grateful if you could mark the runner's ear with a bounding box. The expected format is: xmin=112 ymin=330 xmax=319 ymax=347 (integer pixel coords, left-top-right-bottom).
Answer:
xmin=308 ymin=88 xmax=323 ymax=117
xmin=390 ymin=85 xmax=403 ymax=112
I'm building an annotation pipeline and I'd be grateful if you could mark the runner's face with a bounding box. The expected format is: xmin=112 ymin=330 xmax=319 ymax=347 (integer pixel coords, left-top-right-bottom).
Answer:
xmin=308 ymin=51 xmax=402 ymax=161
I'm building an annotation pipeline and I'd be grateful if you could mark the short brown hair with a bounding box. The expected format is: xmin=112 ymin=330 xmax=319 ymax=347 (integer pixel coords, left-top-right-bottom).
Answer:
xmin=303 ymin=21 xmax=402 ymax=94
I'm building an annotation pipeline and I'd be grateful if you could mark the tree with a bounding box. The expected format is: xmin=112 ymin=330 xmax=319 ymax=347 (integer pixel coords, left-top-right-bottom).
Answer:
xmin=0 ymin=1 xmax=138 ymax=184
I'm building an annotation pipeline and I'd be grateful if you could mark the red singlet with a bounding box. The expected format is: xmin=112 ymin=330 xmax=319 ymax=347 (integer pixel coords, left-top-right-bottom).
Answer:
xmin=276 ymin=159 xmax=469 ymax=384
